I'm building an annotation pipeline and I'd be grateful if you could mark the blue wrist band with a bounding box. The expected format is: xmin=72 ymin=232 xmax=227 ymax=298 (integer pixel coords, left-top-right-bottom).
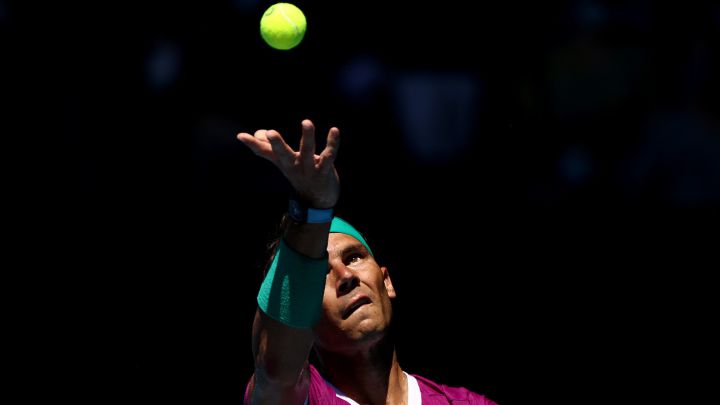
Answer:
xmin=257 ymin=240 xmax=327 ymax=328
xmin=288 ymin=199 xmax=333 ymax=224
xmin=307 ymin=207 xmax=334 ymax=223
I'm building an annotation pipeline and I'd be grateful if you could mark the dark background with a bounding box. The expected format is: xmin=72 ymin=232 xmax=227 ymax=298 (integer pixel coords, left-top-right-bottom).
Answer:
xmin=5 ymin=0 xmax=719 ymax=403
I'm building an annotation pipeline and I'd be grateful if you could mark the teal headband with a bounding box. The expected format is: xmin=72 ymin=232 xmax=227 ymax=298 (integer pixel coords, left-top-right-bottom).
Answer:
xmin=330 ymin=217 xmax=374 ymax=256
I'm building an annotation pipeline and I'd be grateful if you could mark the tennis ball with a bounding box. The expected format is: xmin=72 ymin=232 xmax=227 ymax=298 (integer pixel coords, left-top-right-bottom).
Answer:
xmin=260 ymin=3 xmax=307 ymax=51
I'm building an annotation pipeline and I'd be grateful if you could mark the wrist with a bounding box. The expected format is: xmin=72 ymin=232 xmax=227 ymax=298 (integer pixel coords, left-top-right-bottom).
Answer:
xmin=287 ymin=199 xmax=334 ymax=224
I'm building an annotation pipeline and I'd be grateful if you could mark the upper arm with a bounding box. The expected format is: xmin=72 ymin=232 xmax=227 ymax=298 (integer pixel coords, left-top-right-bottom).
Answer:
xmin=247 ymin=310 xmax=314 ymax=405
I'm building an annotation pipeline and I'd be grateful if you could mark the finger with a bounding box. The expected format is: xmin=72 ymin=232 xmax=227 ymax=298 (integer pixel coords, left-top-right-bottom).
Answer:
xmin=254 ymin=129 xmax=269 ymax=142
xmin=265 ymin=129 xmax=296 ymax=163
xmin=318 ymin=127 xmax=340 ymax=169
xmin=237 ymin=132 xmax=273 ymax=159
xmin=298 ymin=119 xmax=316 ymax=165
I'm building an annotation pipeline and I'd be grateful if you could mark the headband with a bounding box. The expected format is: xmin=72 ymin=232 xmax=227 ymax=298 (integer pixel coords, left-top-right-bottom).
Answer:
xmin=330 ymin=217 xmax=374 ymax=256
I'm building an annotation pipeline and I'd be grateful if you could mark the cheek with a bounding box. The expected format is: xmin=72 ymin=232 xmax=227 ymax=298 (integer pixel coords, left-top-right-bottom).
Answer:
xmin=321 ymin=283 xmax=338 ymax=314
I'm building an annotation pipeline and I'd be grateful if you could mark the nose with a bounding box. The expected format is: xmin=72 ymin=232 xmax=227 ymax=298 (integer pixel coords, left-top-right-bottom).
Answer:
xmin=332 ymin=265 xmax=359 ymax=297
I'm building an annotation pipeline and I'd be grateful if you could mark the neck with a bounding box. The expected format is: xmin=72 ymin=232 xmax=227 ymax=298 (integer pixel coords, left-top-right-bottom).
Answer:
xmin=315 ymin=335 xmax=407 ymax=405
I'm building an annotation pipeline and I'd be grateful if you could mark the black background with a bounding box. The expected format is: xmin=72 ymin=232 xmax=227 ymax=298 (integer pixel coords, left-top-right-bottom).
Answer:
xmin=4 ymin=1 xmax=719 ymax=403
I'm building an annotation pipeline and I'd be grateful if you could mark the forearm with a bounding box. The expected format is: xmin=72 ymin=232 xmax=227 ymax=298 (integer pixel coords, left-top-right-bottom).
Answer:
xmin=250 ymin=217 xmax=331 ymax=395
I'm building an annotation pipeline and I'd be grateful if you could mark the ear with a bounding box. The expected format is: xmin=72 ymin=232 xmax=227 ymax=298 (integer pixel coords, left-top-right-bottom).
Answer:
xmin=381 ymin=266 xmax=396 ymax=299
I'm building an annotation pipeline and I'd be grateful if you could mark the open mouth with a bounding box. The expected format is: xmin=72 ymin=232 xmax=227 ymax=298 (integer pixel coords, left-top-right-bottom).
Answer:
xmin=342 ymin=296 xmax=371 ymax=319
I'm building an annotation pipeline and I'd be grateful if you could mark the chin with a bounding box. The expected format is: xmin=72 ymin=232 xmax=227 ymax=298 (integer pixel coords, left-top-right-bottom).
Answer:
xmin=315 ymin=309 xmax=391 ymax=351
xmin=346 ymin=317 xmax=387 ymax=343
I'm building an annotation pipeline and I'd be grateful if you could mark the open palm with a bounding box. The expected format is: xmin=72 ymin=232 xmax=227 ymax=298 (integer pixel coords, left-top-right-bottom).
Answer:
xmin=237 ymin=119 xmax=340 ymax=209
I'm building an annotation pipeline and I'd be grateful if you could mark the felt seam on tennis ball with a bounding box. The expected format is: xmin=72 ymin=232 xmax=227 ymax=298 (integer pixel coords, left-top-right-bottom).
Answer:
xmin=277 ymin=5 xmax=300 ymax=36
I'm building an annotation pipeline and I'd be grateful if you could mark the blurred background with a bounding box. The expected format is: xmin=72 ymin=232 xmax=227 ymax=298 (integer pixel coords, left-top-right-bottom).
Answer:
xmin=4 ymin=0 xmax=719 ymax=403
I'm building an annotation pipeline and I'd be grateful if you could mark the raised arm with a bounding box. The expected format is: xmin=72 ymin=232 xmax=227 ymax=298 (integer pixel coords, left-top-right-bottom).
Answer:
xmin=237 ymin=119 xmax=340 ymax=404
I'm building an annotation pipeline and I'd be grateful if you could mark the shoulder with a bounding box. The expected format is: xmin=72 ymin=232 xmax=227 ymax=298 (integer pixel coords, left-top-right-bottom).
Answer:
xmin=308 ymin=364 xmax=341 ymax=403
xmin=413 ymin=374 xmax=499 ymax=405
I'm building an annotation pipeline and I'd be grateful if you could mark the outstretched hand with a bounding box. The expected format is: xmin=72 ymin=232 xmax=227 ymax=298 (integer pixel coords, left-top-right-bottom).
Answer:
xmin=237 ymin=119 xmax=340 ymax=209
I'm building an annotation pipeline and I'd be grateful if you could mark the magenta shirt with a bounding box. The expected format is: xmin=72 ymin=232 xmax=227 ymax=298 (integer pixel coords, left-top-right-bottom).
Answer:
xmin=245 ymin=364 xmax=498 ymax=404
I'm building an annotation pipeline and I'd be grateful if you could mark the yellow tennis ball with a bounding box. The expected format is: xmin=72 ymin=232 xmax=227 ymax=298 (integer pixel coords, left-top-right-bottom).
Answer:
xmin=260 ymin=3 xmax=307 ymax=51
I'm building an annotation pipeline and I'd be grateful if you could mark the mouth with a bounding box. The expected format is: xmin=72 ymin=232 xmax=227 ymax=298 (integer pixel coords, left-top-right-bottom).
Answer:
xmin=342 ymin=295 xmax=372 ymax=319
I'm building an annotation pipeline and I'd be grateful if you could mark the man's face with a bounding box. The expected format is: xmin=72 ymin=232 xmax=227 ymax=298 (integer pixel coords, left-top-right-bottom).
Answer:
xmin=313 ymin=233 xmax=396 ymax=353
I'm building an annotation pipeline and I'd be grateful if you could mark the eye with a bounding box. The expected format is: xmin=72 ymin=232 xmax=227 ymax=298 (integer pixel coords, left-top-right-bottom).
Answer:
xmin=344 ymin=252 xmax=363 ymax=266
xmin=327 ymin=253 xmax=362 ymax=276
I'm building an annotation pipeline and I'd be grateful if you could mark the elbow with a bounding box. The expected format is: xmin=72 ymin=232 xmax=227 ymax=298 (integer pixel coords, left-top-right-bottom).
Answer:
xmin=251 ymin=364 xmax=309 ymax=404
xmin=253 ymin=358 xmax=304 ymax=389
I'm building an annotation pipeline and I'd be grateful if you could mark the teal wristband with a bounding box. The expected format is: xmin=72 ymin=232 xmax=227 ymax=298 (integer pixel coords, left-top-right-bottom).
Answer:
xmin=257 ymin=240 xmax=327 ymax=328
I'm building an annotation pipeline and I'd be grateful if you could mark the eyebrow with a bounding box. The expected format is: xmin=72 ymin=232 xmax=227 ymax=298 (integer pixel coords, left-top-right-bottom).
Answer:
xmin=329 ymin=242 xmax=367 ymax=260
